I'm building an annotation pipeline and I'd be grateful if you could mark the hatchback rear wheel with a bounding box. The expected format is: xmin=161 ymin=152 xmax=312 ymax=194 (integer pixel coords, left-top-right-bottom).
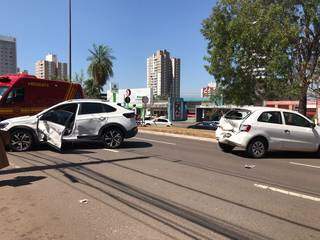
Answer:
xmin=103 ymin=128 xmax=124 ymax=149
xmin=247 ymin=138 xmax=267 ymax=158
xmin=10 ymin=129 xmax=33 ymax=152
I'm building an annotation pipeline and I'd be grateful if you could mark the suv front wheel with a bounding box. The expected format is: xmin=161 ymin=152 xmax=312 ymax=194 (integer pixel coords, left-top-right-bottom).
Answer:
xmin=10 ymin=129 xmax=34 ymax=152
xmin=103 ymin=128 xmax=124 ymax=149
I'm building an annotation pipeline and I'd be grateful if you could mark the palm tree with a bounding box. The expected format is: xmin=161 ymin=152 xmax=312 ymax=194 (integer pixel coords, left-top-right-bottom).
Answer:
xmin=83 ymin=78 xmax=102 ymax=98
xmin=87 ymin=44 xmax=115 ymax=96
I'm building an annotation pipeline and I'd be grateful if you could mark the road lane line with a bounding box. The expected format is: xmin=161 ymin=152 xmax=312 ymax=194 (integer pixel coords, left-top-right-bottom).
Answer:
xmin=134 ymin=137 xmax=176 ymax=145
xmin=103 ymin=149 xmax=119 ymax=153
xmin=254 ymin=183 xmax=320 ymax=202
xmin=289 ymin=162 xmax=320 ymax=169
xmin=11 ymin=164 xmax=21 ymax=169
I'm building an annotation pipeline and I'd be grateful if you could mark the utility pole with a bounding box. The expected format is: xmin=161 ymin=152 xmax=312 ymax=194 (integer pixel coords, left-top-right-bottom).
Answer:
xmin=68 ymin=0 xmax=72 ymax=82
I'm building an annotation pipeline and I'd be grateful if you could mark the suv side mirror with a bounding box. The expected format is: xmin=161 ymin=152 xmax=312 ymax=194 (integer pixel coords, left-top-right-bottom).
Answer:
xmin=311 ymin=122 xmax=316 ymax=128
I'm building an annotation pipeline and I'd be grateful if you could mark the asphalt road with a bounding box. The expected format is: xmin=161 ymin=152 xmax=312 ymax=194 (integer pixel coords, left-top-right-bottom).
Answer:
xmin=0 ymin=132 xmax=319 ymax=240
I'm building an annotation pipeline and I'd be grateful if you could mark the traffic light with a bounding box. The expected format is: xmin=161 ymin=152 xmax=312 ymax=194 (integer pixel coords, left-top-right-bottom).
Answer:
xmin=125 ymin=96 xmax=131 ymax=103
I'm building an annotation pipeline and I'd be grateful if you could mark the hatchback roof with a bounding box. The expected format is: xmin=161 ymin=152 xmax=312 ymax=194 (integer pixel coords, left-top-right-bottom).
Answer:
xmin=233 ymin=106 xmax=300 ymax=114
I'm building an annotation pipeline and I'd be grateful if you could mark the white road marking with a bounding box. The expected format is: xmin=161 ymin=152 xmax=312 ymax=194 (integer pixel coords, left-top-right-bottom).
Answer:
xmin=290 ymin=162 xmax=320 ymax=169
xmin=103 ymin=149 xmax=119 ymax=153
xmin=254 ymin=183 xmax=320 ymax=202
xmin=11 ymin=164 xmax=21 ymax=169
xmin=134 ymin=137 xmax=176 ymax=145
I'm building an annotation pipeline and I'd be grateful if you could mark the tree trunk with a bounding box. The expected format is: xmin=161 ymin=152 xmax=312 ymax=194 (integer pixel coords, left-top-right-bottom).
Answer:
xmin=298 ymin=83 xmax=308 ymax=116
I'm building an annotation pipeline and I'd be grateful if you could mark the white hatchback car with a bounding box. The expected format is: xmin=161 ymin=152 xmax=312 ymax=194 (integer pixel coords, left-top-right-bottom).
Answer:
xmin=0 ymin=99 xmax=138 ymax=151
xmin=216 ymin=107 xmax=319 ymax=158
xmin=144 ymin=117 xmax=172 ymax=127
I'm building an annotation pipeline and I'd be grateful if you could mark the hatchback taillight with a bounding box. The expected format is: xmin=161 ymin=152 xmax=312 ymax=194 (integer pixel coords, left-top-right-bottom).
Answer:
xmin=123 ymin=112 xmax=135 ymax=118
xmin=240 ymin=124 xmax=251 ymax=132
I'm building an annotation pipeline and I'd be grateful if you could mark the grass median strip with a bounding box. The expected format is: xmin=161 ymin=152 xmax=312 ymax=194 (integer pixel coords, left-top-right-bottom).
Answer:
xmin=138 ymin=126 xmax=216 ymax=139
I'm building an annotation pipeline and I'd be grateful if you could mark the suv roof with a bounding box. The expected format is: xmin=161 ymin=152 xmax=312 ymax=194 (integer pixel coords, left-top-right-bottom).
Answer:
xmin=64 ymin=99 xmax=120 ymax=107
xmin=66 ymin=99 xmax=108 ymax=103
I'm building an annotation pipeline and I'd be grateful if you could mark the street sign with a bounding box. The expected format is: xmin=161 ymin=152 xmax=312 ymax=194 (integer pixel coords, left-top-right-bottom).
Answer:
xmin=111 ymin=83 xmax=119 ymax=93
xmin=126 ymin=89 xmax=131 ymax=97
xmin=142 ymin=96 xmax=149 ymax=104
xmin=124 ymin=96 xmax=131 ymax=103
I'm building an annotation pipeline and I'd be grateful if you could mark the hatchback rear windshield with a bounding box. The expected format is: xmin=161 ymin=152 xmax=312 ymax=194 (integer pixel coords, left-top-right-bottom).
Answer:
xmin=224 ymin=109 xmax=251 ymax=120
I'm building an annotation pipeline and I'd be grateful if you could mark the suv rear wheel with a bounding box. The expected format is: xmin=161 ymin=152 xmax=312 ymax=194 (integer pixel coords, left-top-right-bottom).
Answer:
xmin=10 ymin=129 xmax=33 ymax=152
xmin=103 ymin=128 xmax=124 ymax=149
xmin=218 ymin=142 xmax=235 ymax=152
xmin=247 ymin=138 xmax=267 ymax=158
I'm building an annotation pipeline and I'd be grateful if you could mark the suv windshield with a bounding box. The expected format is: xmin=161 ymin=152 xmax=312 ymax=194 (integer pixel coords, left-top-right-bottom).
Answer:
xmin=224 ymin=109 xmax=251 ymax=120
xmin=0 ymin=86 xmax=9 ymax=97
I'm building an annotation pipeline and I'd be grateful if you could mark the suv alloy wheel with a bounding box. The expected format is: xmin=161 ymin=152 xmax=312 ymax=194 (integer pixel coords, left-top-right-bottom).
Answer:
xmin=10 ymin=129 xmax=33 ymax=152
xmin=103 ymin=128 xmax=124 ymax=149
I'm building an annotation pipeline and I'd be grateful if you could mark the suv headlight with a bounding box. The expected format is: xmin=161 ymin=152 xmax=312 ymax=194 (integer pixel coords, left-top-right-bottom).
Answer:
xmin=0 ymin=122 xmax=9 ymax=129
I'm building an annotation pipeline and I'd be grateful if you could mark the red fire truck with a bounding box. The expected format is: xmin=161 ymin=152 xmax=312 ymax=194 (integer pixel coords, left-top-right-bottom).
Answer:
xmin=0 ymin=74 xmax=83 ymax=120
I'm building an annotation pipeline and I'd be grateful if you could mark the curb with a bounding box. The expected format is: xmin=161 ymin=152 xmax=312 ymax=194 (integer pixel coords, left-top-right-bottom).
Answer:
xmin=138 ymin=130 xmax=217 ymax=143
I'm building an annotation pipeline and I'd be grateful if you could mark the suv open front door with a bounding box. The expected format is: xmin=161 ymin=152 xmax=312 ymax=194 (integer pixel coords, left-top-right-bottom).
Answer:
xmin=37 ymin=120 xmax=65 ymax=149
xmin=37 ymin=109 xmax=75 ymax=150
xmin=36 ymin=103 xmax=78 ymax=150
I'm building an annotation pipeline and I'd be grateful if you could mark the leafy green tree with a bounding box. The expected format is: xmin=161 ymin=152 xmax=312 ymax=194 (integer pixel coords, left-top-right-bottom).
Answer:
xmin=209 ymin=86 xmax=224 ymax=106
xmin=291 ymin=1 xmax=320 ymax=114
xmin=87 ymin=44 xmax=115 ymax=96
xmin=202 ymin=0 xmax=320 ymax=115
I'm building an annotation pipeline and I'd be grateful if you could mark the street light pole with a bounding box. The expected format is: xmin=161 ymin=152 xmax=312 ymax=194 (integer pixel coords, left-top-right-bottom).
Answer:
xmin=68 ymin=0 xmax=72 ymax=82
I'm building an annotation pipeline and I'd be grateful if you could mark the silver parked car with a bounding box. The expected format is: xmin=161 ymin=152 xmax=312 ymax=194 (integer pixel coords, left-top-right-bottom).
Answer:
xmin=216 ymin=107 xmax=318 ymax=158
xmin=0 ymin=99 xmax=138 ymax=151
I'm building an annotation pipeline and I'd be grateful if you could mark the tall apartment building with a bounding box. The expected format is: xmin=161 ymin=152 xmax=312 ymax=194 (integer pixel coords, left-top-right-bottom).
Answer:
xmin=147 ymin=50 xmax=180 ymax=99
xmin=57 ymin=62 xmax=68 ymax=80
xmin=35 ymin=54 xmax=68 ymax=80
xmin=171 ymin=57 xmax=180 ymax=99
xmin=0 ymin=35 xmax=17 ymax=75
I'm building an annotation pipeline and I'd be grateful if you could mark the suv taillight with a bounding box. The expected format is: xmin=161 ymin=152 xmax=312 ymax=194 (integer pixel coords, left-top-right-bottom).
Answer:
xmin=240 ymin=124 xmax=251 ymax=132
xmin=123 ymin=112 xmax=135 ymax=118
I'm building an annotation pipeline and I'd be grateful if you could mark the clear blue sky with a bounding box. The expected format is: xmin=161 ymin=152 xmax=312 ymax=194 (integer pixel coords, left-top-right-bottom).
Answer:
xmin=0 ymin=0 xmax=216 ymax=97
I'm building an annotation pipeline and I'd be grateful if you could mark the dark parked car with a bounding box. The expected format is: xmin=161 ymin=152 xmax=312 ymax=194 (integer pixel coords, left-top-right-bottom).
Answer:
xmin=188 ymin=121 xmax=219 ymax=130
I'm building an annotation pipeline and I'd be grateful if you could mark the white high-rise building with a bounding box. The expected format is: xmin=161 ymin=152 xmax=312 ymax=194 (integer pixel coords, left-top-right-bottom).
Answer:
xmin=45 ymin=54 xmax=58 ymax=64
xmin=35 ymin=53 xmax=68 ymax=80
xmin=0 ymin=35 xmax=17 ymax=75
xmin=147 ymin=50 xmax=180 ymax=99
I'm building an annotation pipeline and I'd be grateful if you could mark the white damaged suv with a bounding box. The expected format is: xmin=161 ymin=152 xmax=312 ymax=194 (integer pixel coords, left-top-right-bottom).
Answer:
xmin=0 ymin=99 xmax=138 ymax=151
xmin=216 ymin=107 xmax=319 ymax=158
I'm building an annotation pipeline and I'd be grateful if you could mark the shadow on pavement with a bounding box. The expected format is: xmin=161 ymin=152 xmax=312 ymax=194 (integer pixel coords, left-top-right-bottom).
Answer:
xmin=230 ymin=149 xmax=319 ymax=159
xmin=120 ymin=141 xmax=152 ymax=149
xmin=7 ymin=151 xmax=320 ymax=239
xmin=30 ymin=140 xmax=152 ymax=154
xmin=0 ymin=155 xmax=151 ymax=176
xmin=0 ymin=175 xmax=46 ymax=187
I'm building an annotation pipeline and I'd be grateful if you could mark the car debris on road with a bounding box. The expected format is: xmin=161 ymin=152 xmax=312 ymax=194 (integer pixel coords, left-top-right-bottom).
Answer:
xmin=244 ymin=164 xmax=256 ymax=169
xmin=79 ymin=199 xmax=89 ymax=204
